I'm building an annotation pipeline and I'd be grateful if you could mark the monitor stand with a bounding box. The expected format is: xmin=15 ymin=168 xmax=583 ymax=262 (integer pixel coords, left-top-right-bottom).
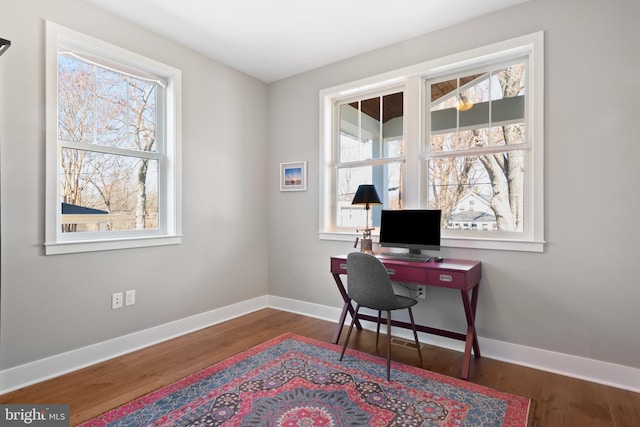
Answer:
xmin=405 ymin=249 xmax=431 ymax=262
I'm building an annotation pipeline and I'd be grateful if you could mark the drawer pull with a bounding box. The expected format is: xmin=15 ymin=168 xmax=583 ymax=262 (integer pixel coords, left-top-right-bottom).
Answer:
xmin=340 ymin=263 xmax=348 ymax=270
xmin=439 ymin=274 xmax=453 ymax=282
xmin=386 ymin=268 xmax=396 ymax=275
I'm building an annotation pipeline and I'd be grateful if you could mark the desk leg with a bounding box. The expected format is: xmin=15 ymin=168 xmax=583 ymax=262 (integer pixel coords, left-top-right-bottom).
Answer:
xmin=460 ymin=284 xmax=481 ymax=380
xmin=332 ymin=273 xmax=362 ymax=344
xmin=470 ymin=285 xmax=481 ymax=357
xmin=334 ymin=301 xmax=350 ymax=344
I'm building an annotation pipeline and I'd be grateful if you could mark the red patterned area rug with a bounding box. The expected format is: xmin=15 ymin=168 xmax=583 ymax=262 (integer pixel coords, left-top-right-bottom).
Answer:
xmin=80 ymin=333 xmax=530 ymax=426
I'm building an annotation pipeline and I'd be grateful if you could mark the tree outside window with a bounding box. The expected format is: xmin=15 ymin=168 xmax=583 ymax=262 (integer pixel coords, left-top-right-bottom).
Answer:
xmin=57 ymin=54 xmax=161 ymax=233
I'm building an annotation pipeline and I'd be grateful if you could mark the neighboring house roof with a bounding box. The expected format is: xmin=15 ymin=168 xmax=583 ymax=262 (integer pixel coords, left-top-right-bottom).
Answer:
xmin=61 ymin=203 xmax=108 ymax=215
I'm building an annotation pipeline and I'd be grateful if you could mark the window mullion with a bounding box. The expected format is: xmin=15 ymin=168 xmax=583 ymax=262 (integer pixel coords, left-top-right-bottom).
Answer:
xmin=425 ymin=143 xmax=528 ymax=160
xmin=404 ymin=76 xmax=421 ymax=206
xmin=336 ymin=157 xmax=404 ymax=169
xmin=59 ymin=139 xmax=161 ymax=160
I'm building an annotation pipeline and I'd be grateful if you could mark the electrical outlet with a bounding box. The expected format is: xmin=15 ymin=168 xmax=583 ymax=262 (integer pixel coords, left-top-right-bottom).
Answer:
xmin=125 ymin=290 xmax=136 ymax=306
xmin=112 ymin=292 xmax=123 ymax=309
xmin=416 ymin=285 xmax=426 ymax=300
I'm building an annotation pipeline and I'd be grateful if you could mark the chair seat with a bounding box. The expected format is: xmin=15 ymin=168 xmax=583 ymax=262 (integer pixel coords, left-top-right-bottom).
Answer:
xmin=361 ymin=294 xmax=417 ymax=311
xmin=394 ymin=294 xmax=419 ymax=309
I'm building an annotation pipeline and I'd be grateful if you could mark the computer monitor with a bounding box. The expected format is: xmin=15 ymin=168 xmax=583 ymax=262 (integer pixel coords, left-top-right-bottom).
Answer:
xmin=379 ymin=209 xmax=441 ymax=254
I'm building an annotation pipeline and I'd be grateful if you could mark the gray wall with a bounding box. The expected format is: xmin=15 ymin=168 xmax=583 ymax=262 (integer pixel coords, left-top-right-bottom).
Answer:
xmin=1 ymin=0 xmax=639 ymax=378
xmin=0 ymin=0 xmax=269 ymax=370
xmin=267 ymin=0 xmax=640 ymax=370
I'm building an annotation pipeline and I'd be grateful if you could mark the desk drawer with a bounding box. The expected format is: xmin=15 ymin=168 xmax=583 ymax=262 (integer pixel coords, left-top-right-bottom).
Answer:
xmin=331 ymin=258 xmax=348 ymax=274
xmin=387 ymin=266 xmax=426 ymax=283
xmin=428 ymin=270 xmax=466 ymax=288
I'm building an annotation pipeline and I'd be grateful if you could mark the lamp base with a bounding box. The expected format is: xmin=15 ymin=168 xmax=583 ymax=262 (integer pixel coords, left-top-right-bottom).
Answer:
xmin=360 ymin=238 xmax=374 ymax=254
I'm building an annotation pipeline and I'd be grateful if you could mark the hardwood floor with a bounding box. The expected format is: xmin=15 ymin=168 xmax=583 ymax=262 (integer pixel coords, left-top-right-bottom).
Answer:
xmin=1 ymin=308 xmax=639 ymax=426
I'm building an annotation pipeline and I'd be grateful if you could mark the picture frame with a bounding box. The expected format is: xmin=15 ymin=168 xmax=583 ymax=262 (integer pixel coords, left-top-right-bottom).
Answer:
xmin=280 ymin=161 xmax=307 ymax=192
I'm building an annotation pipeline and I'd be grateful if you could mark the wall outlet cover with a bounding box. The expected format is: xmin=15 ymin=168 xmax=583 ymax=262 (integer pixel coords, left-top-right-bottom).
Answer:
xmin=112 ymin=292 xmax=123 ymax=309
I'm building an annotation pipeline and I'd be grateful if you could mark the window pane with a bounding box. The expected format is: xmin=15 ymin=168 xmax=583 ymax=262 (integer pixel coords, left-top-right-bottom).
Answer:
xmin=427 ymin=151 xmax=525 ymax=232
xmin=58 ymin=57 xmax=95 ymax=143
xmin=58 ymin=54 xmax=158 ymax=152
xmin=60 ymin=148 xmax=158 ymax=233
xmin=429 ymin=63 xmax=526 ymax=152
xmin=339 ymin=92 xmax=403 ymax=162
xmin=336 ymin=162 xmax=402 ymax=228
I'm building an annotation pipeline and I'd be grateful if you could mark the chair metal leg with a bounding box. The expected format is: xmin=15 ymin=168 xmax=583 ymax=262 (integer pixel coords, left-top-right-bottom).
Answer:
xmin=375 ymin=310 xmax=382 ymax=349
xmin=340 ymin=304 xmax=360 ymax=361
xmin=407 ymin=307 xmax=422 ymax=364
xmin=386 ymin=310 xmax=392 ymax=381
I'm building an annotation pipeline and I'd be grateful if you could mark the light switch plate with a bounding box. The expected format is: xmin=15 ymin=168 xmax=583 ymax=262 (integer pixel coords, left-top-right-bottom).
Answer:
xmin=125 ymin=290 xmax=136 ymax=306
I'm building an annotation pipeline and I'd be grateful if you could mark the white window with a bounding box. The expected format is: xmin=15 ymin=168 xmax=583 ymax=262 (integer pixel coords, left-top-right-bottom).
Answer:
xmin=334 ymin=90 xmax=405 ymax=230
xmin=320 ymin=32 xmax=544 ymax=252
xmin=45 ymin=22 xmax=182 ymax=254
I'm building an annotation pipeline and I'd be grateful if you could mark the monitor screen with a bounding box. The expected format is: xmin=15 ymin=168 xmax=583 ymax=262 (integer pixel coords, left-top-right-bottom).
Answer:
xmin=379 ymin=209 xmax=441 ymax=253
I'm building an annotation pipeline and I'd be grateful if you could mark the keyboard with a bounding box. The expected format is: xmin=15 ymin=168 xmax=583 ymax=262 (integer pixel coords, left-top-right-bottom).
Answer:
xmin=376 ymin=252 xmax=432 ymax=263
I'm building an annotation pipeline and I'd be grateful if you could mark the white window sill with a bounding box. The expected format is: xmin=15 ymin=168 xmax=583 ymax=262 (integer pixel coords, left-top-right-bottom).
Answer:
xmin=44 ymin=235 xmax=182 ymax=255
xmin=318 ymin=231 xmax=544 ymax=253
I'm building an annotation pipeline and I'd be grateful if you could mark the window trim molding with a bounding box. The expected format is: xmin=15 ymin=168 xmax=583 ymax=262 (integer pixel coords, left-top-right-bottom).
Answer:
xmin=319 ymin=32 xmax=544 ymax=252
xmin=44 ymin=21 xmax=182 ymax=255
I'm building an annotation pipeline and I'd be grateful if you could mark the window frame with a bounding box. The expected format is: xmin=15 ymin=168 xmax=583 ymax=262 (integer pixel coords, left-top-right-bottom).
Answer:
xmin=45 ymin=21 xmax=182 ymax=255
xmin=319 ymin=32 xmax=544 ymax=252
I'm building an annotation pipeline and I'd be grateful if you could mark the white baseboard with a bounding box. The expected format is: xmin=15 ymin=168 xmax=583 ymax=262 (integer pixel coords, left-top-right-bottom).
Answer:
xmin=269 ymin=295 xmax=640 ymax=393
xmin=0 ymin=296 xmax=269 ymax=395
xmin=2 ymin=295 xmax=639 ymax=395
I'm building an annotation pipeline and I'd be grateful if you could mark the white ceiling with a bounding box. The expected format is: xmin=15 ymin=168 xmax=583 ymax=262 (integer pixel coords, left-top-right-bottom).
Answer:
xmin=82 ymin=0 xmax=527 ymax=83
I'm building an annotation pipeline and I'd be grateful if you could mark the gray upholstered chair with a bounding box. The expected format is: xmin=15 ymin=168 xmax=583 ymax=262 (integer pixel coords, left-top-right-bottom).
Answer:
xmin=339 ymin=252 xmax=422 ymax=380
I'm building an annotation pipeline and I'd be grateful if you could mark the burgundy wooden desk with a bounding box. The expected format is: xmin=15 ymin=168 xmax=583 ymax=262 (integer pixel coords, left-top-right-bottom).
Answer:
xmin=331 ymin=254 xmax=482 ymax=380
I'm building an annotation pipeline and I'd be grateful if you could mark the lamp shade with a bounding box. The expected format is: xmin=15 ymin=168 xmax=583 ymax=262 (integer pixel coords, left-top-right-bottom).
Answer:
xmin=0 ymin=38 xmax=10 ymax=57
xmin=351 ymin=184 xmax=382 ymax=205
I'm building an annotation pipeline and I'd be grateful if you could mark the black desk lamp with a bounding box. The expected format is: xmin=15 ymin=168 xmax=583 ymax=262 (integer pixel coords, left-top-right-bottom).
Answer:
xmin=351 ymin=184 xmax=382 ymax=253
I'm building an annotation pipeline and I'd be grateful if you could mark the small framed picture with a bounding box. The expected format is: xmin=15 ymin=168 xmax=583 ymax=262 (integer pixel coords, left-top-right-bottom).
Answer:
xmin=280 ymin=161 xmax=307 ymax=191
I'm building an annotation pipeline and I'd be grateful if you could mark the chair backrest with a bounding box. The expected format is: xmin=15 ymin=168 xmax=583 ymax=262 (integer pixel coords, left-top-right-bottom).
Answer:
xmin=347 ymin=252 xmax=405 ymax=310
